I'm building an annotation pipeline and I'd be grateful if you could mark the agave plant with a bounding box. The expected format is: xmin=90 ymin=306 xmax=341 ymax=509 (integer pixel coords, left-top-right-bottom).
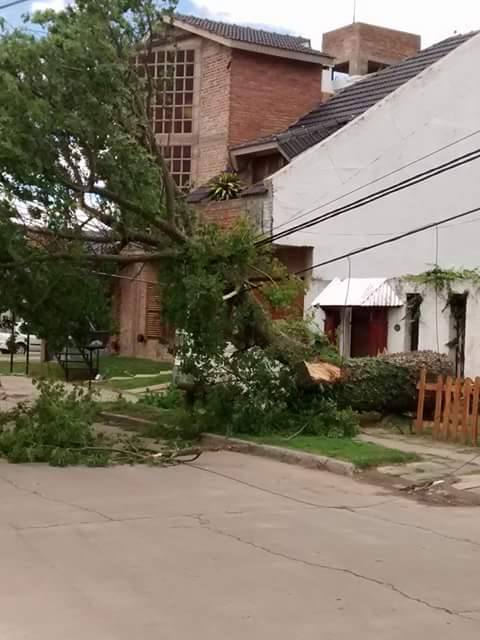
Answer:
xmin=208 ymin=172 xmax=243 ymax=201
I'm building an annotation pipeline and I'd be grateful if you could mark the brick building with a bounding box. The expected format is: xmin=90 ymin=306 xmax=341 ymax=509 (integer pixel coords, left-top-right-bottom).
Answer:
xmin=114 ymin=14 xmax=333 ymax=359
xmin=114 ymin=17 xmax=426 ymax=360
xmin=140 ymin=14 xmax=334 ymax=189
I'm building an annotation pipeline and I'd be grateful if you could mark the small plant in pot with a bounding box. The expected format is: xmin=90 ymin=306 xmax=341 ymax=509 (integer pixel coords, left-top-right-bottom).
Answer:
xmin=208 ymin=172 xmax=243 ymax=201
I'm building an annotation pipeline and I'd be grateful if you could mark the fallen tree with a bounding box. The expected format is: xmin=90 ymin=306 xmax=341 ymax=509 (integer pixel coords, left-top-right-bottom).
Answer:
xmin=0 ymin=0 xmax=308 ymax=371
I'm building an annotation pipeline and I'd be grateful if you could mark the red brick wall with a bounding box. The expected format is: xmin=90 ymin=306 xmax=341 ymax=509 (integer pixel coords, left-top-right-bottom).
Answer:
xmin=197 ymin=40 xmax=232 ymax=184
xmin=323 ymin=23 xmax=421 ymax=75
xmin=228 ymin=49 xmax=323 ymax=147
xmin=197 ymin=194 xmax=266 ymax=230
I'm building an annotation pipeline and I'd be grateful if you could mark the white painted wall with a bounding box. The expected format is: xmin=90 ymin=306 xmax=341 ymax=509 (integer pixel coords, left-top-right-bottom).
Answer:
xmin=268 ymin=33 xmax=480 ymax=283
xmin=268 ymin=33 xmax=480 ymax=375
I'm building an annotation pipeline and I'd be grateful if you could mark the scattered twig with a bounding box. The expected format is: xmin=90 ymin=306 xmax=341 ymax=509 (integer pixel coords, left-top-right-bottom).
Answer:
xmin=284 ymin=423 xmax=308 ymax=441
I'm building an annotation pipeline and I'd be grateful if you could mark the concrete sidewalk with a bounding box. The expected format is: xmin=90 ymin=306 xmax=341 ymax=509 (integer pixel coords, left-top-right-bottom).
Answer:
xmin=0 ymin=375 xmax=121 ymax=410
xmin=359 ymin=428 xmax=480 ymax=491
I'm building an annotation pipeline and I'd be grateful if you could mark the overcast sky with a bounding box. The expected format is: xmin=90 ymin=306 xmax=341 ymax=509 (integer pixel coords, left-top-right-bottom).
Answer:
xmin=2 ymin=0 xmax=480 ymax=47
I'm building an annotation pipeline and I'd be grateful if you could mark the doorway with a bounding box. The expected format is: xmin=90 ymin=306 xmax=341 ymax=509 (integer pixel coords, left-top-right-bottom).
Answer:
xmin=350 ymin=308 xmax=388 ymax=357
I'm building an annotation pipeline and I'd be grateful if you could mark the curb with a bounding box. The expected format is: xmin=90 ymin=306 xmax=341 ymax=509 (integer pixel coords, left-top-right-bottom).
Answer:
xmin=99 ymin=411 xmax=155 ymax=430
xmin=201 ymin=433 xmax=356 ymax=477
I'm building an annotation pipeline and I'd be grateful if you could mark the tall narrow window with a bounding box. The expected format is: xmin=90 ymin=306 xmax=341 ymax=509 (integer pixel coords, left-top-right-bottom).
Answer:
xmin=136 ymin=48 xmax=196 ymax=135
xmin=406 ymin=293 xmax=422 ymax=352
xmin=162 ymin=145 xmax=192 ymax=189
xmin=448 ymin=293 xmax=467 ymax=377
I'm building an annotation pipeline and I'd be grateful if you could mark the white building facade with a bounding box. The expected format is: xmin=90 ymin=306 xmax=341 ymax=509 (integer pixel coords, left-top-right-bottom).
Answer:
xmin=266 ymin=32 xmax=480 ymax=376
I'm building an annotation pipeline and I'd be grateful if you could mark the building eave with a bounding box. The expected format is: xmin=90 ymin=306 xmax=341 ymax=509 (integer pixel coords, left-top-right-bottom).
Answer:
xmin=170 ymin=17 xmax=334 ymax=67
xmin=230 ymin=140 xmax=288 ymax=170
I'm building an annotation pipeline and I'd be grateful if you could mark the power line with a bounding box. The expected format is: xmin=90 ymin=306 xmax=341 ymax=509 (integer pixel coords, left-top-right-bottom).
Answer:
xmin=268 ymin=127 xmax=480 ymax=236
xmin=0 ymin=0 xmax=30 ymax=10
xmin=294 ymin=204 xmax=480 ymax=278
xmin=256 ymin=147 xmax=480 ymax=248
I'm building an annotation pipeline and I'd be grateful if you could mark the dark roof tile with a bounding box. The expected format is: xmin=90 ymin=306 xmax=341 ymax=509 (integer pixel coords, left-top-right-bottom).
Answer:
xmin=175 ymin=14 xmax=330 ymax=57
xmin=277 ymin=31 xmax=477 ymax=158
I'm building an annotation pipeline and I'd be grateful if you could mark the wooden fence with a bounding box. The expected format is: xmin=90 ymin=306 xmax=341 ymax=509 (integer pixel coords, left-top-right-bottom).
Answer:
xmin=415 ymin=369 xmax=480 ymax=444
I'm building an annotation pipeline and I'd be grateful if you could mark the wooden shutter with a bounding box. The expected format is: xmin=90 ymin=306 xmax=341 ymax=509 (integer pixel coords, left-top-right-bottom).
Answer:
xmin=146 ymin=284 xmax=163 ymax=339
xmin=145 ymin=284 xmax=174 ymax=342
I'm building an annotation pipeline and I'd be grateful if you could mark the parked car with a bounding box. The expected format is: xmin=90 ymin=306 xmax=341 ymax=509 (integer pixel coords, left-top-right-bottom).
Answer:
xmin=0 ymin=323 xmax=41 ymax=354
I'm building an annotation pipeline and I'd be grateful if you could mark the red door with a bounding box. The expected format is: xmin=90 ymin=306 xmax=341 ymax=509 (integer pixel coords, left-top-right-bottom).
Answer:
xmin=350 ymin=308 xmax=388 ymax=357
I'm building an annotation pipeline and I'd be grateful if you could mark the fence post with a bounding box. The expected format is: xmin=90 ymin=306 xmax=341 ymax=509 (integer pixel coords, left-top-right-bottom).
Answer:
xmin=451 ymin=378 xmax=462 ymax=441
xmin=433 ymin=375 xmax=444 ymax=439
xmin=461 ymin=378 xmax=473 ymax=444
xmin=471 ymin=378 xmax=480 ymax=446
xmin=415 ymin=368 xmax=427 ymax=434
xmin=443 ymin=377 xmax=453 ymax=441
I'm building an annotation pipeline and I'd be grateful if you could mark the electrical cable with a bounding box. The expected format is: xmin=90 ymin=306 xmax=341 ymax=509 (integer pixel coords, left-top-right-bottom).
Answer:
xmin=242 ymin=203 xmax=480 ymax=302
xmin=0 ymin=0 xmax=29 ymax=10
xmin=267 ymin=127 xmax=480 ymax=236
xmin=256 ymin=147 xmax=480 ymax=248
xmin=294 ymin=204 xmax=480 ymax=279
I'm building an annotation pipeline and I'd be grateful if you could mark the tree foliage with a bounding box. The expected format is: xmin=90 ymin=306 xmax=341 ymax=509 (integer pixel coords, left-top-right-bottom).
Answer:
xmin=0 ymin=0 xmax=311 ymax=375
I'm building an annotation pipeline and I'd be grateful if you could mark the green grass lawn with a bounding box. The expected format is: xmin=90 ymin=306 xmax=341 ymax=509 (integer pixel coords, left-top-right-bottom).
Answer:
xmin=0 ymin=360 xmax=64 ymax=379
xmin=242 ymin=434 xmax=420 ymax=469
xmin=98 ymin=356 xmax=172 ymax=378
xmin=0 ymin=355 xmax=172 ymax=381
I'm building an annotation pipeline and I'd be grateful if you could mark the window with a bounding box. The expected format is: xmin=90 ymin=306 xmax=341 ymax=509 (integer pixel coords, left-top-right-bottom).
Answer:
xmin=251 ymin=154 xmax=286 ymax=184
xmin=162 ymin=145 xmax=192 ymax=189
xmin=136 ymin=48 xmax=195 ymax=135
xmin=367 ymin=60 xmax=388 ymax=73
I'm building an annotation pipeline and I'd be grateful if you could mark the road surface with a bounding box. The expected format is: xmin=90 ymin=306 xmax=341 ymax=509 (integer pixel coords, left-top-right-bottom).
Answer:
xmin=1 ymin=451 xmax=480 ymax=638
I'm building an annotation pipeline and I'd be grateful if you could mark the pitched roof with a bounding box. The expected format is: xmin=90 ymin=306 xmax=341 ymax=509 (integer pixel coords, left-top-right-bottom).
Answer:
xmin=173 ymin=14 xmax=332 ymax=60
xmin=232 ymin=31 xmax=477 ymax=160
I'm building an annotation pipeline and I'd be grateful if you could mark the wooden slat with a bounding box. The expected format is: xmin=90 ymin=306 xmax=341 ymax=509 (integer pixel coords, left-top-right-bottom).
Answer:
xmin=443 ymin=376 xmax=453 ymax=441
xmin=461 ymin=378 xmax=473 ymax=444
xmin=471 ymin=378 xmax=480 ymax=446
xmin=433 ymin=375 xmax=444 ymax=439
xmin=415 ymin=368 xmax=427 ymax=434
xmin=450 ymin=378 xmax=462 ymax=441
xmin=416 ymin=382 xmax=439 ymax=392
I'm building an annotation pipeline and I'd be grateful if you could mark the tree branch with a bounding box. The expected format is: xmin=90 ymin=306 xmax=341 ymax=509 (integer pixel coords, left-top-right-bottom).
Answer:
xmin=62 ymin=178 xmax=187 ymax=244
xmin=0 ymin=249 xmax=178 ymax=270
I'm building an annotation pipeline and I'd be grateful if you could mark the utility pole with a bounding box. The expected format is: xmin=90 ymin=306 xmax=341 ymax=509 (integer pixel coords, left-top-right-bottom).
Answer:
xmin=353 ymin=0 xmax=357 ymax=23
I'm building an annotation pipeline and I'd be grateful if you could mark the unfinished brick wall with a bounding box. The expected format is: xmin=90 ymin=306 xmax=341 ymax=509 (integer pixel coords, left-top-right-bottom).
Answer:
xmin=196 ymin=40 xmax=232 ymax=184
xmin=228 ymin=49 xmax=324 ymax=147
xmin=323 ymin=22 xmax=421 ymax=75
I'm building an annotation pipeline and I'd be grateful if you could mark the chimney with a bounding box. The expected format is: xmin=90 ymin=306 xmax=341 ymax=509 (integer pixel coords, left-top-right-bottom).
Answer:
xmin=322 ymin=22 xmax=421 ymax=76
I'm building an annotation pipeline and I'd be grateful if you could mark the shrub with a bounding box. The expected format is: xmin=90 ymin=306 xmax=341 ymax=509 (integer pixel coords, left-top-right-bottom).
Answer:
xmin=296 ymin=398 xmax=359 ymax=438
xmin=335 ymin=351 xmax=454 ymax=414
xmin=139 ymin=385 xmax=183 ymax=410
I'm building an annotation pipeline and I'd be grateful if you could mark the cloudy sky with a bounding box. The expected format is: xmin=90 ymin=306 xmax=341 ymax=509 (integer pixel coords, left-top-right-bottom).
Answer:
xmin=3 ymin=0 xmax=480 ymax=47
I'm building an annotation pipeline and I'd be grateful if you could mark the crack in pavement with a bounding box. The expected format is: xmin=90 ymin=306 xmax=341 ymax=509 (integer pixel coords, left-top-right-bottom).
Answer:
xmin=0 ymin=472 xmax=114 ymax=522
xmin=188 ymin=463 xmax=397 ymax=512
xmin=201 ymin=521 xmax=477 ymax=623
xmin=350 ymin=508 xmax=480 ymax=549
xmin=189 ymin=464 xmax=480 ymax=550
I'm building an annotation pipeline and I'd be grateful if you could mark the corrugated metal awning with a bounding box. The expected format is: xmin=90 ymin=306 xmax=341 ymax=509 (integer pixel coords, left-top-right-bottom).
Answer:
xmin=313 ymin=278 xmax=403 ymax=308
